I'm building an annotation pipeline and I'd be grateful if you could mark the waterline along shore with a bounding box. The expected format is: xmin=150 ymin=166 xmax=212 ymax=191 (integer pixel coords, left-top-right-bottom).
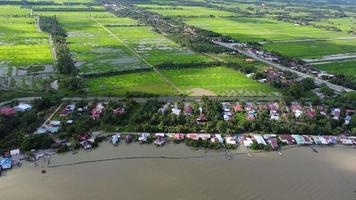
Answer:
xmin=0 ymin=142 xmax=356 ymax=200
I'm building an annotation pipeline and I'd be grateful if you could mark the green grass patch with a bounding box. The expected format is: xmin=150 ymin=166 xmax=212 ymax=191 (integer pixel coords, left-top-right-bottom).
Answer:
xmin=108 ymin=25 xmax=211 ymax=65
xmin=136 ymin=4 xmax=237 ymax=17
xmin=314 ymin=60 xmax=356 ymax=76
xmin=262 ymin=39 xmax=356 ymax=58
xmin=0 ymin=5 xmax=30 ymax=16
xmin=85 ymin=70 xmax=177 ymax=96
xmin=161 ymin=66 xmax=279 ymax=96
xmin=185 ymin=17 xmax=348 ymax=42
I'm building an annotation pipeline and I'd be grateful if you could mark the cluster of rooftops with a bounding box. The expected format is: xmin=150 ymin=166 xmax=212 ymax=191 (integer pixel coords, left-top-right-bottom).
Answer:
xmin=105 ymin=132 xmax=356 ymax=150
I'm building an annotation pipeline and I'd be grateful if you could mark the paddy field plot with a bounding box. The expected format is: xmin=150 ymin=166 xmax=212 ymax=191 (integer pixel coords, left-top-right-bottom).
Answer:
xmin=161 ymin=67 xmax=279 ymax=96
xmin=185 ymin=17 xmax=348 ymax=42
xmin=36 ymin=10 xmax=210 ymax=74
xmin=135 ymin=4 xmax=237 ymax=17
xmin=313 ymin=60 xmax=356 ymax=76
xmin=85 ymin=70 xmax=177 ymax=96
xmin=0 ymin=5 xmax=30 ymax=16
xmin=86 ymin=67 xmax=279 ymax=96
xmin=32 ymin=5 xmax=103 ymax=11
xmin=0 ymin=16 xmax=53 ymax=74
xmin=262 ymin=39 xmax=356 ymax=59
xmin=106 ymin=25 xmax=211 ymax=66
xmin=311 ymin=17 xmax=356 ymax=33
xmin=35 ymin=10 xmax=147 ymax=74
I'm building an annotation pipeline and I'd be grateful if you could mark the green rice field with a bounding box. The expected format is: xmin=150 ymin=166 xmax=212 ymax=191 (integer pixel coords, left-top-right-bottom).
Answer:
xmin=0 ymin=5 xmax=53 ymax=89
xmin=161 ymin=67 xmax=279 ymax=96
xmin=0 ymin=13 xmax=53 ymax=70
xmin=311 ymin=17 xmax=356 ymax=33
xmin=314 ymin=60 xmax=356 ymax=76
xmin=185 ymin=17 xmax=348 ymax=42
xmin=0 ymin=5 xmax=30 ymax=16
xmin=135 ymin=4 xmax=237 ymax=17
xmin=262 ymin=39 xmax=356 ymax=58
xmin=106 ymin=25 xmax=211 ymax=65
xmin=86 ymin=67 xmax=279 ymax=96
xmin=35 ymin=10 xmax=211 ymax=74
xmin=86 ymin=70 xmax=177 ymax=96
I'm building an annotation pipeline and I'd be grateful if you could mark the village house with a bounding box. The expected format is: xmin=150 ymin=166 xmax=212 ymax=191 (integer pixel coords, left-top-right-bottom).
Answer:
xmin=211 ymin=134 xmax=224 ymax=143
xmin=113 ymin=106 xmax=125 ymax=115
xmin=0 ymin=107 xmax=16 ymax=116
xmin=233 ymin=103 xmax=243 ymax=112
xmin=138 ymin=133 xmax=150 ymax=144
xmin=222 ymin=102 xmax=233 ymax=121
xmin=245 ymin=102 xmax=257 ymax=120
xmin=263 ymin=135 xmax=279 ymax=150
xmin=91 ymin=103 xmax=105 ymax=120
xmin=183 ymin=102 xmax=193 ymax=115
xmin=111 ymin=133 xmax=120 ymax=145
xmin=158 ymin=103 xmax=170 ymax=114
xmin=253 ymin=134 xmax=267 ymax=145
xmin=279 ymin=134 xmax=295 ymax=145
xmin=225 ymin=136 xmax=237 ymax=145
xmin=171 ymin=103 xmax=181 ymax=116
xmin=14 ymin=103 xmax=32 ymax=112
xmin=331 ymin=108 xmax=341 ymax=120
xmin=291 ymin=102 xmax=303 ymax=118
xmin=197 ymin=112 xmax=208 ymax=124
xmin=241 ymin=135 xmax=254 ymax=147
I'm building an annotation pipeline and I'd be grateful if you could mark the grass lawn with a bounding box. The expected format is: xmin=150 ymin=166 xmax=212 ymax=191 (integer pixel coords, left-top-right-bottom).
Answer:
xmin=135 ymin=4 xmax=237 ymax=17
xmin=314 ymin=60 xmax=356 ymax=76
xmin=161 ymin=66 xmax=280 ymax=96
xmin=185 ymin=17 xmax=347 ymax=42
xmin=85 ymin=70 xmax=177 ymax=96
xmin=262 ymin=39 xmax=356 ymax=58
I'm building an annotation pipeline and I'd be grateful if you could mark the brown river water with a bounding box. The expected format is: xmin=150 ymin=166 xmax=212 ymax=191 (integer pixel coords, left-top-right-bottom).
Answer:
xmin=1 ymin=143 xmax=356 ymax=200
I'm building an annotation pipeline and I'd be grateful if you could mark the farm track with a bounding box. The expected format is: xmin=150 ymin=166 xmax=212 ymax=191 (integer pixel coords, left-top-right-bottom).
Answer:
xmin=91 ymin=18 xmax=183 ymax=94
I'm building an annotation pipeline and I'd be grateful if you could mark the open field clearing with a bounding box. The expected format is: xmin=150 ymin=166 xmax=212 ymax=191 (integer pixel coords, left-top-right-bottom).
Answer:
xmin=185 ymin=17 xmax=348 ymax=42
xmin=0 ymin=5 xmax=30 ymax=16
xmin=314 ymin=60 xmax=356 ymax=76
xmin=161 ymin=67 xmax=279 ymax=96
xmin=262 ymin=39 xmax=356 ymax=58
xmin=135 ymin=4 xmax=237 ymax=17
xmin=107 ymin=25 xmax=211 ymax=65
xmin=85 ymin=70 xmax=177 ymax=96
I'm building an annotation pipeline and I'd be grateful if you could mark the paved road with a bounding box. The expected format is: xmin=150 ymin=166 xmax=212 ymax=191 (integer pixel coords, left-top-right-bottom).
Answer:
xmin=212 ymin=41 xmax=354 ymax=93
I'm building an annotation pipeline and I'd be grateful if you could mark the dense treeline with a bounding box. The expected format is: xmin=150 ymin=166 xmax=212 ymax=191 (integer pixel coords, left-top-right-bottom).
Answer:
xmin=39 ymin=16 xmax=83 ymax=92
xmin=39 ymin=16 xmax=77 ymax=75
